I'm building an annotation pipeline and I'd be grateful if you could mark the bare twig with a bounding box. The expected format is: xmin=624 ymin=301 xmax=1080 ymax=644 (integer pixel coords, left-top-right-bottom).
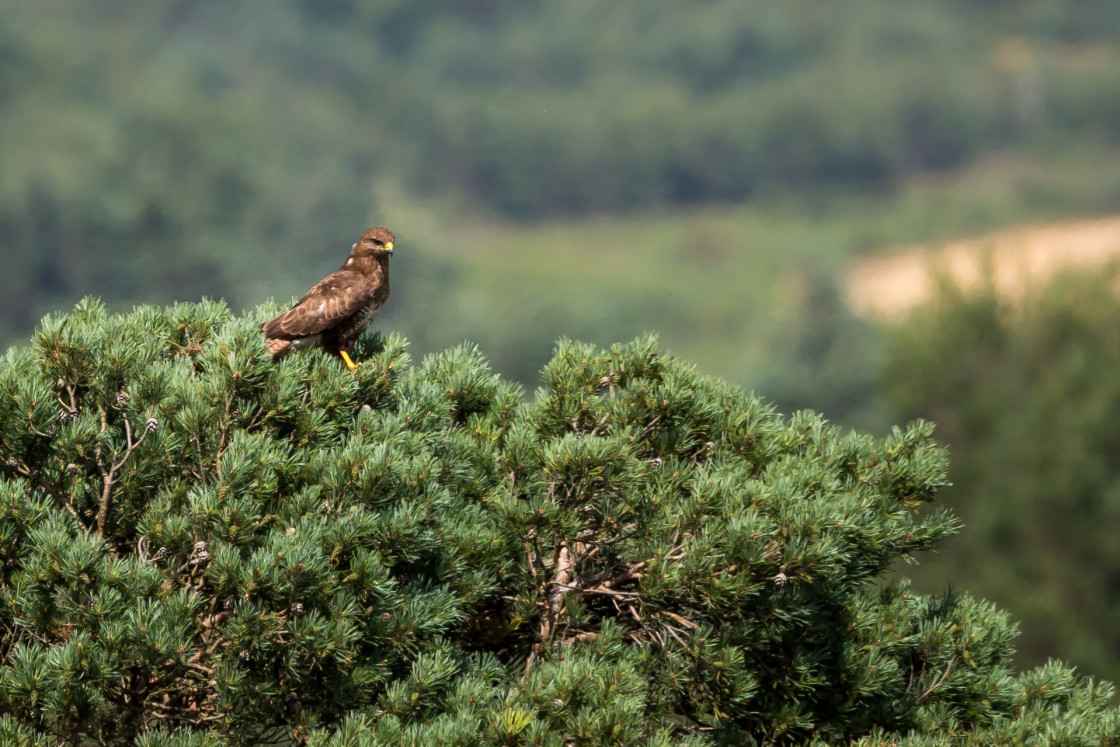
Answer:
xmin=587 ymin=413 xmax=612 ymax=438
xmin=662 ymin=610 xmax=700 ymax=630
xmin=662 ymin=623 xmax=688 ymax=646
xmin=53 ymin=383 xmax=79 ymax=415
xmin=524 ymin=540 xmax=540 ymax=582
xmin=664 ymin=545 xmax=688 ymax=563
xmin=556 ymin=582 xmax=639 ymax=598
xmin=903 ymin=661 xmax=924 ymax=698
xmin=914 ymin=660 xmax=955 ymax=706
xmin=539 ymin=543 xmax=578 ymax=647
xmin=95 ymin=407 xmax=156 ymax=537
xmin=214 ymin=395 xmax=234 ymax=466
xmin=601 ymin=563 xmax=646 ymax=589
xmin=631 ymin=414 xmax=662 ymax=443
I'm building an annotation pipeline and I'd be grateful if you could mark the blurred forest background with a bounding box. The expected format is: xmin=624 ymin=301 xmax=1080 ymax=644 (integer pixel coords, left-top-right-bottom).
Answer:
xmin=5 ymin=0 xmax=1120 ymax=685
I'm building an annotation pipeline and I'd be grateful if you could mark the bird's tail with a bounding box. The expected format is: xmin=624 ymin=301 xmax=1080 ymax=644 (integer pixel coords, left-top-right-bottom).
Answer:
xmin=265 ymin=338 xmax=292 ymax=356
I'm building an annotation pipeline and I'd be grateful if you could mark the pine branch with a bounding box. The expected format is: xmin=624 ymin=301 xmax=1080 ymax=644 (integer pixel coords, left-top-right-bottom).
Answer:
xmin=7 ymin=458 xmax=84 ymax=528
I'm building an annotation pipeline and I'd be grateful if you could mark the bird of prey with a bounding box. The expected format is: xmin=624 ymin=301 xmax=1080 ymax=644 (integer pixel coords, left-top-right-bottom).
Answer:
xmin=262 ymin=227 xmax=395 ymax=370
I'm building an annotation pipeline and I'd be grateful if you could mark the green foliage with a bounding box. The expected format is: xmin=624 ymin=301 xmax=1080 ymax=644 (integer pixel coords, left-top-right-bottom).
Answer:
xmin=0 ymin=300 xmax=1115 ymax=743
xmin=885 ymin=268 xmax=1120 ymax=686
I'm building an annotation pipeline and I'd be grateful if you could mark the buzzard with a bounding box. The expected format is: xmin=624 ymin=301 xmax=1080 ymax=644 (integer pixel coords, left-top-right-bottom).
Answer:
xmin=262 ymin=227 xmax=395 ymax=370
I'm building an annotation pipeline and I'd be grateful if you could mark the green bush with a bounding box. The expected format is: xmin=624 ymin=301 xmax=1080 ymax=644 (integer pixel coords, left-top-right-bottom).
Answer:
xmin=0 ymin=299 xmax=1115 ymax=744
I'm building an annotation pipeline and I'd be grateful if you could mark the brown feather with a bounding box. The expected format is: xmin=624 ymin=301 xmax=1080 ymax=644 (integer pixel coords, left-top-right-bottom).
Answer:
xmin=262 ymin=270 xmax=378 ymax=339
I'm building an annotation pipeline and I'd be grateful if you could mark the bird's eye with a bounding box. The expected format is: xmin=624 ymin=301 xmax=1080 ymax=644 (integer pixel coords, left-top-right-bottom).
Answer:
xmin=372 ymin=239 xmax=384 ymax=247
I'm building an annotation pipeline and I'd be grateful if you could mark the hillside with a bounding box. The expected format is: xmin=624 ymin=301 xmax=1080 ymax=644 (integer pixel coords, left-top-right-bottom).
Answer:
xmin=5 ymin=0 xmax=1120 ymax=352
xmin=846 ymin=215 xmax=1120 ymax=319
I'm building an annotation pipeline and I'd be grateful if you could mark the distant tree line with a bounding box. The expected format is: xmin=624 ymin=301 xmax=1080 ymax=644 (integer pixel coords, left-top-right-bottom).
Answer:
xmin=884 ymin=268 xmax=1120 ymax=685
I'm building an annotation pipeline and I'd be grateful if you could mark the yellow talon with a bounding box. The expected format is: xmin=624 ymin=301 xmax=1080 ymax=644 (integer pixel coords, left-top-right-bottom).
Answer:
xmin=340 ymin=351 xmax=361 ymax=371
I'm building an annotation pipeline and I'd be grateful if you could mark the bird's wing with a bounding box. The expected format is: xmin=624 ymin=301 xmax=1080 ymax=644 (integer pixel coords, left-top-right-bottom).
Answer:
xmin=262 ymin=269 xmax=379 ymax=339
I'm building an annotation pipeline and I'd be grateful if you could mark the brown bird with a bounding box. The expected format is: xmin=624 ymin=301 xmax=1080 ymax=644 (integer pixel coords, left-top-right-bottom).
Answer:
xmin=262 ymin=227 xmax=395 ymax=370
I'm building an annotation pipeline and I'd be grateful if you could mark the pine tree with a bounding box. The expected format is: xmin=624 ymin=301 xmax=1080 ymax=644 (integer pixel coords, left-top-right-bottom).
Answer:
xmin=0 ymin=298 xmax=1115 ymax=745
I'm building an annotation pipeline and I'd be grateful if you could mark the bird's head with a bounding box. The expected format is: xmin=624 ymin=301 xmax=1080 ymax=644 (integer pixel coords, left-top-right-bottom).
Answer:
xmin=352 ymin=227 xmax=395 ymax=258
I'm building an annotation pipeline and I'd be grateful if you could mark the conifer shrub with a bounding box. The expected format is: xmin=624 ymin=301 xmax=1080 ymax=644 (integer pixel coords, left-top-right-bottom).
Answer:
xmin=0 ymin=298 xmax=1115 ymax=744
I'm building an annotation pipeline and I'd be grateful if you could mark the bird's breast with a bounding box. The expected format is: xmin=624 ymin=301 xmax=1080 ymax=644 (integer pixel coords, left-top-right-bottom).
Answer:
xmin=348 ymin=299 xmax=383 ymax=334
